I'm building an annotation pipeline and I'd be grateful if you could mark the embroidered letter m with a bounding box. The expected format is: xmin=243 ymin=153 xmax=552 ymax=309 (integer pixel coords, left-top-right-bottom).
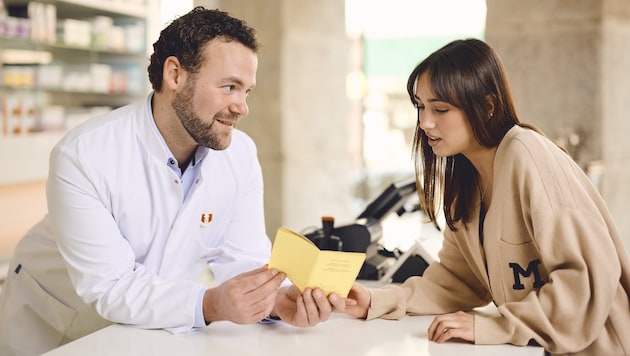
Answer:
xmin=509 ymin=259 xmax=545 ymax=290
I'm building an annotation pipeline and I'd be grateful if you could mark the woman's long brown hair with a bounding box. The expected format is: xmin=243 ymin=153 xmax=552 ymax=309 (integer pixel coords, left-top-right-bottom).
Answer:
xmin=406 ymin=38 xmax=537 ymax=231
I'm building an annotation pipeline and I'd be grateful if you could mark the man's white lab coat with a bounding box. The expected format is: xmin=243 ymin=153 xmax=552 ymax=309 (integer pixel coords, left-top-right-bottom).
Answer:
xmin=0 ymin=97 xmax=271 ymax=355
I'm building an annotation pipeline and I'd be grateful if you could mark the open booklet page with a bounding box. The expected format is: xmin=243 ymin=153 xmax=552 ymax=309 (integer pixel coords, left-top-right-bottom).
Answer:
xmin=268 ymin=226 xmax=366 ymax=297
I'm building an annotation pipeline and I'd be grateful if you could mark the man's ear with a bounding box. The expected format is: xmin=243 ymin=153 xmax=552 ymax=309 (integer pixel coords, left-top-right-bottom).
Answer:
xmin=163 ymin=56 xmax=184 ymax=91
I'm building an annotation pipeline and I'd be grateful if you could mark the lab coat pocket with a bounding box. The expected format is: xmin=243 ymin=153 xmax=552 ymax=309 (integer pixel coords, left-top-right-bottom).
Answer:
xmin=10 ymin=266 xmax=78 ymax=346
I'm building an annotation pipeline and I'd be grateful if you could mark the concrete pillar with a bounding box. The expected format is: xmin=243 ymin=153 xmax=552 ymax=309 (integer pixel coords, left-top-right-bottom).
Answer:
xmin=601 ymin=0 xmax=630 ymax=251
xmin=486 ymin=0 xmax=630 ymax=250
xmin=195 ymin=0 xmax=355 ymax=238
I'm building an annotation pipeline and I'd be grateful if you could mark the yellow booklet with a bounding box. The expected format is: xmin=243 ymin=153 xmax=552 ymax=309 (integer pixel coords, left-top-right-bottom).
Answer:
xmin=268 ymin=226 xmax=366 ymax=297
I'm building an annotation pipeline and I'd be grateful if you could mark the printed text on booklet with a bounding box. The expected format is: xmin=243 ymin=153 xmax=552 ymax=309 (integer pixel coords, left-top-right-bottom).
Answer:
xmin=268 ymin=227 xmax=366 ymax=297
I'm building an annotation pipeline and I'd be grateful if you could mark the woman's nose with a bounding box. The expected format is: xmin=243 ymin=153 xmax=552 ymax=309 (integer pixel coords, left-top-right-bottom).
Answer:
xmin=418 ymin=112 xmax=434 ymax=130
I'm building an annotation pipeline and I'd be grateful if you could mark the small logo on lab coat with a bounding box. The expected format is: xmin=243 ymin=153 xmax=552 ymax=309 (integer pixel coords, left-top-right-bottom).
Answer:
xmin=200 ymin=213 xmax=213 ymax=227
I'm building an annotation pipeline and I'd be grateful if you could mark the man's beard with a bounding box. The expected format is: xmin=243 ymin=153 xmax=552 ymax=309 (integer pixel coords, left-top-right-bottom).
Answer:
xmin=172 ymin=77 xmax=233 ymax=150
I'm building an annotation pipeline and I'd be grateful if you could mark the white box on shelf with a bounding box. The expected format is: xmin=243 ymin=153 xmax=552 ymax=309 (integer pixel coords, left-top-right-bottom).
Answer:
xmin=36 ymin=65 xmax=63 ymax=89
xmin=123 ymin=22 xmax=146 ymax=53
xmin=61 ymin=64 xmax=112 ymax=93
xmin=45 ymin=3 xmax=57 ymax=44
xmin=28 ymin=2 xmax=55 ymax=44
xmin=57 ymin=18 xmax=91 ymax=48
xmin=90 ymin=64 xmax=113 ymax=93
xmin=91 ymin=15 xmax=114 ymax=50
xmin=108 ymin=26 xmax=126 ymax=52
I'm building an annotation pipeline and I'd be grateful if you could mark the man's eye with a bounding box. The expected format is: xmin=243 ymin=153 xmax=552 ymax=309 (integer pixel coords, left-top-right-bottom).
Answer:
xmin=223 ymin=85 xmax=235 ymax=92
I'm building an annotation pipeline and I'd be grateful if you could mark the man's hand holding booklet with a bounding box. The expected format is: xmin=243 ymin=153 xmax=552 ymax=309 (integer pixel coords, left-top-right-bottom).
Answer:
xmin=268 ymin=226 xmax=366 ymax=297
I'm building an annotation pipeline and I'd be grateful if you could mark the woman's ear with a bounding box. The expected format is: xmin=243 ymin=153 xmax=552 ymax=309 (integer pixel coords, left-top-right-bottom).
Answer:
xmin=163 ymin=56 xmax=183 ymax=91
xmin=486 ymin=94 xmax=496 ymax=118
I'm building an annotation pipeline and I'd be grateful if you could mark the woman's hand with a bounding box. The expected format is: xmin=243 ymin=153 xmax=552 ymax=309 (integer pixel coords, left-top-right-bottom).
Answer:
xmin=427 ymin=311 xmax=475 ymax=343
xmin=340 ymin=282 xmax=371 ymax=319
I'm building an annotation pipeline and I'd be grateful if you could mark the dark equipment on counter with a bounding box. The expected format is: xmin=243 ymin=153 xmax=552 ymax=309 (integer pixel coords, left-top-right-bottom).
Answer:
xmin=304 ymin=177 xmax=435 ymax=283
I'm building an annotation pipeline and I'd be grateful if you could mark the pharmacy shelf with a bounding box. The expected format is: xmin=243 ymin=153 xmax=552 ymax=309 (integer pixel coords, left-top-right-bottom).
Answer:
xmin=1 ymin=0 xmax=151 ymax=185
xmin=0 ymin=35 xmax=147 ymax=56
xmin=5 ymin=0 xmax=147 ymax=19
xmin=0 ymin=86 xmax=146 ymax=107
xmin=0 ymin=132 xmax=63 ymax=185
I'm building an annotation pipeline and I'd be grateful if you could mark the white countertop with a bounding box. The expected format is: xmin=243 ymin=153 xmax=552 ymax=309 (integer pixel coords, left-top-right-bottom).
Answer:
xmin=41 ymin=221 xmax=544 ymax=356
xmin=42 ymin=313 xmax=544 ymax=356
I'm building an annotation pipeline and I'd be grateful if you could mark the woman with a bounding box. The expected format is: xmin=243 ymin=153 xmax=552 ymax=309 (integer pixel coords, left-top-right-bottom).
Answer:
xmin=340 ymin=39 xmax=630 ymax=355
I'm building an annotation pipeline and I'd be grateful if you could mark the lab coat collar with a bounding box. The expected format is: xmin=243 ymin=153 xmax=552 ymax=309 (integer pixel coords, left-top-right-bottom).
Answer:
xmin=140 ymin=92 xmax=173 ymax=167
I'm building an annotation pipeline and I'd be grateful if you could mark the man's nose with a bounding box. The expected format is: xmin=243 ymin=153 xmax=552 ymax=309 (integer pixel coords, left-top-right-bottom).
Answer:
xmin=230 ymin=94 xmax=249 ymax=117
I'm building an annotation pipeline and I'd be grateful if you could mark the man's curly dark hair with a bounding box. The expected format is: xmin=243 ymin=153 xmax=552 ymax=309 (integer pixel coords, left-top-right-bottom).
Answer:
xmin=147 ymin=6 xmax=259 ymax=91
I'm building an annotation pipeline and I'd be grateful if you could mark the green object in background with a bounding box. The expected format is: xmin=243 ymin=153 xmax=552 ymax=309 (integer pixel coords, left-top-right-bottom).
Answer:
xmin=363 ymin=34 xmax=485 ymax=79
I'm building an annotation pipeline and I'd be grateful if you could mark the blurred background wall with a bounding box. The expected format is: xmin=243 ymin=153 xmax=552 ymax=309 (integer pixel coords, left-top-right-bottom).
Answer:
xmin=486 ymin=0 xmax=630 ymax=249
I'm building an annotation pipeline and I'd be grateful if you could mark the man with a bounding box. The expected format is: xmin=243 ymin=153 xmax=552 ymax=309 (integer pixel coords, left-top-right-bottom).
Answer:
xmin=0 ymin=7 xmax=340 ymax=356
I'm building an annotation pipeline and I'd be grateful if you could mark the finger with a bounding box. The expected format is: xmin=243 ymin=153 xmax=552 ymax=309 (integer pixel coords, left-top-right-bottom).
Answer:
xmin=428 ymin=314 xmax=469 ymax=342
xmin=442 ymin=312 xmax=474 ymax=343
xmin=427 ymin=317 xmax=440 ymax=341
xmin=428 ymin=316 xmax=454 ymax=341
xmin=248 ymin=277 xmax=286 ymax=315
xmin=344 ymin=298 xmax=356 ymax=307
xmin=227 ymin=272 xmax=283 ymax=320
xmin=312 ymin=288 xmax=332 ymax=320
xmin=250 ymin=270 xmax=285 ymax=300
xmin=237 ymin=290 xmax=278 ymax=324
xmin=301 ymin=288 xmax=320 ymax=326
xmin=239 ymin=268 xmax=283 ymax=295
xmin=431 ymin=325 xmax=454 ymax=343
xmin=434 ymin=324 xmax=465 ymax=343
xmin=328 ymin=293 xmax=348 ymax=311
xmin=281 ymin=284 xmax=300 ymax=303
xmin=253 ymin=268 xmax=285 ymax=289
xmin=255 ymin=298 xmax=277 ymax=322
xmin=294 ymin=293 xmax=307 ymax=325
xmin=436 ymin=326 xmax=452 ymax=343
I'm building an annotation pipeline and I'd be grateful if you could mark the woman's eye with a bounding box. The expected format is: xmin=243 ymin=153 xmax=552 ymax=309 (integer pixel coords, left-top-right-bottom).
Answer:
xmin=435 ymin=108 xmax=448 ymax=113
